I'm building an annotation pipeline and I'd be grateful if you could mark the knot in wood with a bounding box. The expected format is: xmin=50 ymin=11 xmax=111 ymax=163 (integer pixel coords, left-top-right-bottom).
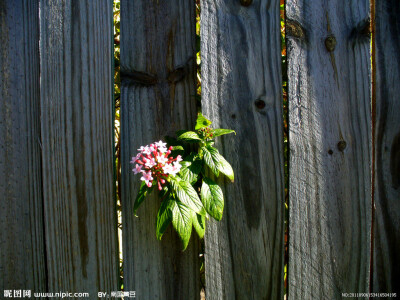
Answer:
xmin=337 ymin=141 xmax=347 ymax=152
xmin=255 ymin=99 xmax=266 ymax=109
xmin=325 ymin=35 xmax=336 ymax=52
xmin=240 ymin=0 xmax=252 ymax=6
xmin=286 ymin=19 xmax=306 ymax=40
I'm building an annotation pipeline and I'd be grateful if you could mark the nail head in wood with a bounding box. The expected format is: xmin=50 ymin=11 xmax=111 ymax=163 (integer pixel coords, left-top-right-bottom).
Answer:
xmin=337 ymin=141 xmax=347 ymax=152
xmin=325 ymin=35 xmax=337 ymax=52
xmin=255 ymin=99 xmax=266 ymax=109
xmin=240 ymin=0 xmax=252 ymax=7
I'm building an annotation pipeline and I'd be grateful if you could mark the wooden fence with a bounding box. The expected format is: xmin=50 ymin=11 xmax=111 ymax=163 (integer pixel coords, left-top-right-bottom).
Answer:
xmin=0 ymin=0 xmax=398 ymax=299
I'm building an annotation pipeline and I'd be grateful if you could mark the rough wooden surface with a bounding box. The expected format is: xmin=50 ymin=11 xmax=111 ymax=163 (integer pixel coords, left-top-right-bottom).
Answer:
xmin=200 ymin=0 xmax=285 ymax=299
xmin=120 ymin=1 xmax=200 ymax=299
xmin=40 ymin=0 xmax=118 ymax=295
xmin=286 ymin=0 xmax=371 ymax=299
xmin=373 ymin=1 xmax=400 ymax=294
xmin=0 ymin=0 xmax=46 ymax=291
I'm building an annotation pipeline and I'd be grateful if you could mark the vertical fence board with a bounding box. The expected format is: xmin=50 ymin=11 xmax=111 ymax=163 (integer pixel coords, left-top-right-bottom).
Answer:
xmin=0 ymin=0 xmax=46 ymax=291
xmin=40 ymin=0 xmax=118 ymax=295
xmin=286 ymin=1 xmax=371 ymax=299
xmin=373 ymin=1 xmax=400 ymax=294
xmin=120 ymin=1 xmax=200 ymax=299
xmin=200 ymin=1 xmax=285 ymax=299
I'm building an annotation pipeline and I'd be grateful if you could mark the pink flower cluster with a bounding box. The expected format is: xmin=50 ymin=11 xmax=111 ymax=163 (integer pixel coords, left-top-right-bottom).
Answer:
xmin=130 ymin=140 xmax=182 ymax=190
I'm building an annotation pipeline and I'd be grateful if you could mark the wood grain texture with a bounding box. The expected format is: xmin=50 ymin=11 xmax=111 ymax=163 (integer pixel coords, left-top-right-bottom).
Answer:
xmin=286 ymin=0 xmax=371 ymax=299
xmin=120 ymin=1 xmax=200 ymax=299
xmin=40 ymin=0 xmax=118 ymax=294
xmin=373 ymin=1 xmax=400 ymax=294
xmin=0 ymin=0 xmax=46 ymax=291
xmin=200 ymin=1 xmax=285 ymax=299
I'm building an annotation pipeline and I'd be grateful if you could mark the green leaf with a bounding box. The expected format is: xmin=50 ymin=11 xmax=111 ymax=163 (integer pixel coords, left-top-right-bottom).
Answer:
xmin=212 ymin=129 xmax=236 ymax=137
xmin=179 ymin=154 xmax=203 ymax=184
xmin=195 ymin=112 xmax=212 ymax=130
xmin=201 ymin=146 xmax=219 ymax=177
xmin=133 ymin=182 xmax=153 ymax=215
xmin=170 ymin=176 xmax=205 ymax=216
xmin=207 ymin=146 xmax=234 ymax=182
xmin=192 ymin=214 xmax=206 ymax=239
xmin=156 ymin=198 xmax=174 ymax=240
xmin=217 ymin=154 xmax=234 ymax=182
xmin=176 ymin=130 xmax=190 ymax=136
xmin=201 ymin=177 xmax=224 ymax=221
xmin=170 ymin=145 xmax=185 ymax=158
xmin=172 ymin=201 xmax=193 ymax=250
xmin=172 ymin=145 xmax=184 ymax=151
xmin=177 ymin=131 xmax=202 ymax=142
xmin=195 ymin=34 xmax=200 ymax=53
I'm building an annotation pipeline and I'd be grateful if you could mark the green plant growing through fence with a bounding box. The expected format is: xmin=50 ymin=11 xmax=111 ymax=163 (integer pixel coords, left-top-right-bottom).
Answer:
xmin=113 ymin=0 xmax=123 ymax=290
xmin=130 ymin=113 xmax=235 ymax=249
xmin=280 ymin=0 xmax=289 ymax=294
xmin=113 ymin=0 xmax=287 ymax=293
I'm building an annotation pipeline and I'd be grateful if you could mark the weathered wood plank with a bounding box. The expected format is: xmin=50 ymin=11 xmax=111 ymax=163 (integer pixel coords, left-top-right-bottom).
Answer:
xmin=200 ymin=1 xmax=285 ymax=299
xmin=0 ymin=0 xmax=46 ymax=291
xmin=286 ymin=1 xmax=371 ymax=299
xmin=373 ymin=1 xmax=400 ymax=294
xmin=120 ymin=1 xmax=200 ymax=299
xmin=40 ymin=0 xmax=118 ymax=295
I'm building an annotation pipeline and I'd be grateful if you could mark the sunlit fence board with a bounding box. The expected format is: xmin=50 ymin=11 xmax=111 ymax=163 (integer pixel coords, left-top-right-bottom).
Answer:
xmin=40 ymin=0 xmax=118 ymax=295
xmin=120 ymin=1 xmax=201 ymax=299
xmin=200 ymin=0 xmax=285 ymax=299
xmin=286 ymin=0 xmax=371 ymax=298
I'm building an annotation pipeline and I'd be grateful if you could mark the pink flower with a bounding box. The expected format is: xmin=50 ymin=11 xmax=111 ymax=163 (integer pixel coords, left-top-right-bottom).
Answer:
xmin=142 ymin=146 xmax=152 ymax=155
xmin=156 ymin=154 xmax=168 ymax=164
xmin=144 ymin=157 xmax=156 ymax=168
xmin=141 ymin=171 xmax=153 ymax=187
xmin=172 ymin=161 xmax=182 ymax=173
xmin=155 ymin=140 xmax=168 ymax=153
xmin=132 ymin=140 xmax=182 ymax=189
xmin=132 ymin=164 xmax=142 ymax=174
xmin=163 ymin=161 xmax=182 ymax=176
xmin=155 ymin=140 xmax=167 ymax=148
xmin=162 ymin=164 xmax=173 ymax=175
xmin=130 ymin=153 xmax=141 ymax=164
